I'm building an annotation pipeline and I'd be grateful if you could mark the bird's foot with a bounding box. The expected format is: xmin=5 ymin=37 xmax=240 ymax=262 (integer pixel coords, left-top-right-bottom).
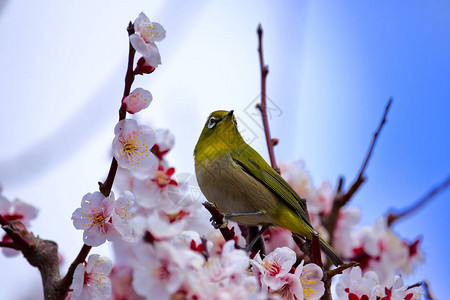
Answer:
xmin=210 ymin=217 xmax=228 ymax=229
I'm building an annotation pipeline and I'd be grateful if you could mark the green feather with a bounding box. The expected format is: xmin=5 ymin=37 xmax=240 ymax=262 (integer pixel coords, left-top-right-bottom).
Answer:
xmin=231 ymin=144 xmax=312 ymax=228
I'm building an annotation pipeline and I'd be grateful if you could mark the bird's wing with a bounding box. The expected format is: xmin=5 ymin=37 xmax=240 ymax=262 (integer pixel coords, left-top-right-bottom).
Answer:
xmin=231 ymin=145 xmax=312 ymax=227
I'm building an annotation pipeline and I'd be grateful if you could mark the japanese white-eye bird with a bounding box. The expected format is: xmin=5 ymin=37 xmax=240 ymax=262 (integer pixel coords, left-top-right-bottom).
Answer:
xmin=194 ymin=110 xmax=343 ymax=266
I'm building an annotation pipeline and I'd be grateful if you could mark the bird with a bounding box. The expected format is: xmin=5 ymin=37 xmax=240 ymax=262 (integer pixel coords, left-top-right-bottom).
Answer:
xmin=194 ymin=109 xmax=343 ymax=266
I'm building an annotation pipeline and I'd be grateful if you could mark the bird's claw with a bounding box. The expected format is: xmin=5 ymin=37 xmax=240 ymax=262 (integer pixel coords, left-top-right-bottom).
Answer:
xmin=210 ymin=217 xmax=228 ymax=229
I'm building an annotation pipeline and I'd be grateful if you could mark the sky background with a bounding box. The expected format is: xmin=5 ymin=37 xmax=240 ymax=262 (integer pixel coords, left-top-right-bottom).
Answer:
xmin=0 ymin=1 xmax=449 ymax=299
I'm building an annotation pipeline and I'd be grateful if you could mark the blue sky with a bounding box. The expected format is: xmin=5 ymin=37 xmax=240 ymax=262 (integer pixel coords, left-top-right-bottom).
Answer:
xmin=0 ymin=1 xmax=449 ymax=299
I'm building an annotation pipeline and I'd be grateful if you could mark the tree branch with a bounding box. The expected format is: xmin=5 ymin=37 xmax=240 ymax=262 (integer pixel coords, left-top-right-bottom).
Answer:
xmin=292 ymin=234 xmax=312 ymax=262
xmin=424 ymin=281 xmax=435 ymax=300
xmin=0 ymin=241 xmax=20 ymax=250
xmin=311 ymin=232 xmax=323 ymax=268
xmin=387 ymin=175 xmax=450 ymax=226
xmin=323 ymin=99 xmax=392 ymax=242
xmin=345 ymin=98 xmax=392 ymax=202
xmin=256 ymin=24 xmax=278 ymax=173
xmin=60 ymin=21 xmax=137 ymax=298
xmin=99 ymin=21 xmax=136 ymax=197
xmin=59 ymin=244 xmax=92 ymax=296
xmin=321 ymin=262 xmax=359 ymax=300
xmin=202 ymin=202 xmax=236 ymax=244
xmin=246 ymin=24 xmax=278 ymax=257
xmin=327 ymin=261 xmax=359 ymax=278
xmin=1 ymin=220 xmax=62 ymax=299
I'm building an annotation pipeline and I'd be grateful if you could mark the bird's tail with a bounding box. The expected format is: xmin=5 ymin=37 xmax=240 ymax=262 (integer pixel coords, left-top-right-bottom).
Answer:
xmin=319 ymin=236 xmax=343 ymax=266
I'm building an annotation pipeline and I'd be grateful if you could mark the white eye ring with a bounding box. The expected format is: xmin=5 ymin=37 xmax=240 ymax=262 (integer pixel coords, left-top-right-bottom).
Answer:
xmin=208 ymin=117 xmax=216 ymax=129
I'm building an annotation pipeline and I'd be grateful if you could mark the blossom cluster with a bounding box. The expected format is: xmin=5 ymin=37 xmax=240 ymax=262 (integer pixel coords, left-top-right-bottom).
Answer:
xmin=336 ymin=266 xmax=422 ymax=300
xmin=0 ymin=12 xmax=427 ymax=300
xmin=277 ymin=161 xmax=423 ymax=281
xmin=66 ymin=12 xmax=424 ymax=300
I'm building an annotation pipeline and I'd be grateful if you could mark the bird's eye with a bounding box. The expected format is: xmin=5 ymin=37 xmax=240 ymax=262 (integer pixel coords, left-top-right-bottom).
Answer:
xmin=208 ymin=117 xmax=216 ymax=129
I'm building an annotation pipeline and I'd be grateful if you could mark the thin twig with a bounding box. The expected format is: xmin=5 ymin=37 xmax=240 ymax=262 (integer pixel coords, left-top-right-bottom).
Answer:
xmin=406 ymin=282 xmax=423 ymax=290
xmin=256 ymin=24 xmax=278 ymax=173
xmin=99 ymin=21 xmax=136 ymax=197
xmin=424 ymin=281 xmax=435 ymax=300
xmin=321 ymin=261 xmax=359 ymax=300
xmin=345 ymin=98 xmax=392 ymax=201
xmin=388 ymin=175 xmax=450 ymax=226
xmin=323 ymin=99 xmax=393 ymax=241
xmin=327 ymin=261 xmax=359 ymax=278
xmin=292 ymin=234 xmax=312 ymax=260
xmin=246 ymin=24 xmax=279 ymax=256
xmin=60 ymin=22 xmax=137 ymax=298
xmin=202 ymin=202 xmax=236 ymax=244
xmin=59 ymin=244 xmax=92 ymax=295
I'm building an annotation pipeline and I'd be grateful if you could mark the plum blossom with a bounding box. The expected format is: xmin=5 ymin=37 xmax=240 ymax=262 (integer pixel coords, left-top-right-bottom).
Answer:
xmin=112 ymin=119 xmax=158 ymax=172
xmin=110 ymin=265 xmax=145 ymax=300
xmin=337 ymin=267 xmax=423 ymax=300
xmin=132 ymin=241 xmax=204 ymax=300
xmin=279 ymin=160 xmax=333 ymax=216
xmin=204 ymin=240 xmax=250 ymax=284
xmin=296 ymin=262 xmax=324 ymax=300
xmin=333 ymin=207 xmax=361 ymax=258
xmin=251 ymin=247 xmax=297 ymax=292
xmin=71 ymin=254 xmax=112 ymax=300
xmin=0 ymin=191 xmax=38 ymax=256
xmin=130 ymin=12 xmax=166 ymax=68
xmin=72 ymin=191 xmax=134 ymax=246
xmin=264 ymin=227 xmax=300 ymax=256
xmin=349 ymin=217 xmax=421 ymax=285
xmin=122 ymin=88 xmax=153 ymax=114
xmin=336 ymin=267 xmax=380 ymax=300
xmin=152 ymin=128 xmax=175 ymax=162
xmin=0 ymin=193 xmax=38 ymax=226
xmin=380 ymin=275 xmax=417 ymax=300
xmin=175 ymin=240 xmax=265 ymax=300
xmin=145 ymin=210 xmax=188 ymax=240
xmin=133 ymin=165 xmax=178 ymax=209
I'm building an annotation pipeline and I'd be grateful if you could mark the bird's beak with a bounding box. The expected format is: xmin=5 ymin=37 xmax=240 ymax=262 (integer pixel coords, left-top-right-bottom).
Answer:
xmin=225 ymin=110 xmax=234 ymax=118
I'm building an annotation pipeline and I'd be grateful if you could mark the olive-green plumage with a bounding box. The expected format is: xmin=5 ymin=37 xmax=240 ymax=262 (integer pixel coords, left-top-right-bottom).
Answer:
xmin=194 ymin=110 xmax=343 ymax=266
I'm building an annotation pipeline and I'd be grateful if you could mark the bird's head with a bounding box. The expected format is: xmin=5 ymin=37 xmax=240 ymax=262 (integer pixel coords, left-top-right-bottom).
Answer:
xmin=194 ymin=110 xmax=244 ymax=160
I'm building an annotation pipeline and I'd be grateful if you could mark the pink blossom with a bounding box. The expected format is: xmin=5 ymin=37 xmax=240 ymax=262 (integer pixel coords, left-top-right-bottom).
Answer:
xmin=0 ymin=194 xmax=38 ymax=226
xmin=122 ymin=88 xmax=153 ymax=114
xmin=297 ymin=262 xmax=325 ymax=300
xmin=72 ymin=191 xmax=134 ymax=246
xmin=333 ymin=207 xmax=361 ymax=258
xmin=152 ymin=128 xmax=175 ymax=167
xmin=129 ymin=12 xmax=166 ymax=68
xmin=264 ymin=261 xmax=324 ymax=300
xmin=110 ymin=265 xmax=145 ymax=300
xmin=0 ymin=192 xmax=38 ymax=257
xmin=335 ymin=267 xmax=380 ymax=300
xmin=251 ymin=247 xmax=297 ymax=291
xmin=133 ymin=165 xmax=178 ymax=209
xmin=71 ymin=254 xmax=112 ymax=300
xmin=350 ymin=218 xmax=413 ymax=285
xmin=112 ymin=119 xmax=158 ymax=172
xmin=263 ymin=227 xmax=299 ymax=255
xmin=132 ymin=241 xmax=203 ymax=300
xmin=145 ymin=210 xmax=188 ymax=239
xmin=279 ymin=160 xmax=333 ymax=215
xmin=205 ymin=240 xmax=250 ymax=284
